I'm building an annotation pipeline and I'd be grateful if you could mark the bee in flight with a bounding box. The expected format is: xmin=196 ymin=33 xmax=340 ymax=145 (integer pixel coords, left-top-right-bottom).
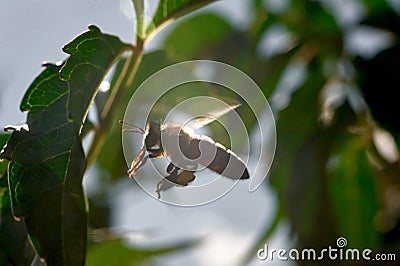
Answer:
xmin=121 ymin=103 xmax=249 ymax=198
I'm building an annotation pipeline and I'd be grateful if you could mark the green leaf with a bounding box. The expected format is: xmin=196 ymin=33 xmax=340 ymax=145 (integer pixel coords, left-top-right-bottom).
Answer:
xmin=360 ymin=0 xmax=392 ymax=15
xmin=0 ymin=134 xmax=9 ymax=175
xmin=269 ymin=63 xmax=353 ymax=248
xmin=87 ymin=239 xmax=196 ymax=266
xmin=0 ymin=187 xmax=36 ymax=266
xmin=0 ymin=25 xmax=131 ymax=265
xmin=146 ymin=0 xmax=217 ymax=39
xmin=328 ymin=135 xmax=380 ymax=248
xmin=1 ymin=63 xmax=87 ymax=265
xmin=304 ymin=1 xmax=340 ymax=36
xmin=269 ymin=64 xmax=315 ymax=193
xmin=270 ymin=58 xmax=360 ymax=249
xmin=163 ymin=13 xmax=231 ymax=60
xmin=282 ymin=131 xmax=339 ymax=249
xmin=0 ymin=179 xmax=10 ymax=209
xmin=60 ymin=25 xmax=132 ymax=131
xmin=0 ymin=134 xmax=9 ymax=148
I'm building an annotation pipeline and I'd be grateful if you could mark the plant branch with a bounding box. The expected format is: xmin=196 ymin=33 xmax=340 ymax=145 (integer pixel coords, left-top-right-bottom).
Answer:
xmin=133 ymin=0 xmax=145 ymax=40
xmin=86 ymin=44 xmax=143 ymax=167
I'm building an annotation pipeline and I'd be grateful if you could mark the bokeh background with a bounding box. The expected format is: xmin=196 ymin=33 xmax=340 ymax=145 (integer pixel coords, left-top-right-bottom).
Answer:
xmin=1 ymin=0 xmax=400 ymax=265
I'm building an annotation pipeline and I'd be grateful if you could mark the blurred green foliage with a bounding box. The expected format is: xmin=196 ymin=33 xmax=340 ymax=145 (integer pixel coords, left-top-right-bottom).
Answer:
xmin=143 ymin=0 xmax=400 ymax=264
xmin=94 ymin=0 xmax=400 ymax=263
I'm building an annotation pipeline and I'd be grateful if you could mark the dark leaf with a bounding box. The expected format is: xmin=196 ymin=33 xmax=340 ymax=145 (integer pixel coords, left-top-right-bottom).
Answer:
xmin=0 ymin=26 xmax=131 ymax=265
xmin=356 ymin=46 xmax=400 ymax=136
xmin=284 ymin=131 xmax=339 ymax=249
xmin=360 ymin=0 xmax=393 ymax=16
xmin=87 ymin=239 xmax=197 ymax=265
xmin=0 ymin=187 xmax=36 ymax=265
xmin=1 ymin=64 xmax=87 ymax=265
xmin=281 ymin=104 xmax=357 ymax=252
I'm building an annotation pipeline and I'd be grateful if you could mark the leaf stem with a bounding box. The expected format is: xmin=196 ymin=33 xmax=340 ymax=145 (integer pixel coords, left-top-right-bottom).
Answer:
xmin=133 ymin=0 xmax=145 ymax=40
xmin=86 ymin=44 xmax=143 ymax=167
xmin=86 ymin=0 xmax=145 ymax=167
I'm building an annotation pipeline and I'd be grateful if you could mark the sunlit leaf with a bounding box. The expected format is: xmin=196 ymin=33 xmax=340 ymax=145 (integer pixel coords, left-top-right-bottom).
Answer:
xmin=0 ymin=134 xmax=9 ymax=175
xmin=146 ymin=0 xmax=217 ymax=39
xmin=60 ymin=25 xmax=132 ymax=130
xmin=0 ymin=134 xmax=9 ymax=147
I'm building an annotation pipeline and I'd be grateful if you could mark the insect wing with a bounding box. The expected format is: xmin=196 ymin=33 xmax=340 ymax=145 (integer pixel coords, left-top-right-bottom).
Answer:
xmin=184 ymin=102 xmax=241 ymax=129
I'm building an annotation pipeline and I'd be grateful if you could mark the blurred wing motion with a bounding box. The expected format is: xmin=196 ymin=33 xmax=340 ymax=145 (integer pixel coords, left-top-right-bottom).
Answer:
xmin=185 ymin=102 xmax=241 ymax=129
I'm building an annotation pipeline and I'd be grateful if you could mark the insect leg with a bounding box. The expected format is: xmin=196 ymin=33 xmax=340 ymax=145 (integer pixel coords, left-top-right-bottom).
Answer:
xmin=166 ymin=163 xmax=180 ymax=173
xmin=156 ymin=177 xmax=176 ymax=199
xmin=156 ymin=166 xmax=180 ymax=198
xmin=128 ymin=145 xmax=147 ymax=178
xmin=147 ymin=147 xmax=165 ymax=158
xmin=155 ymin=168 xmax=198 ymax=198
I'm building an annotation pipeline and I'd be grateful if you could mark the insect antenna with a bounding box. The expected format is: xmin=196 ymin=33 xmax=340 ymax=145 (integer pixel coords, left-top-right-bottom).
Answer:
xmin=119 ymin=120 xmax=145 ymax=134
